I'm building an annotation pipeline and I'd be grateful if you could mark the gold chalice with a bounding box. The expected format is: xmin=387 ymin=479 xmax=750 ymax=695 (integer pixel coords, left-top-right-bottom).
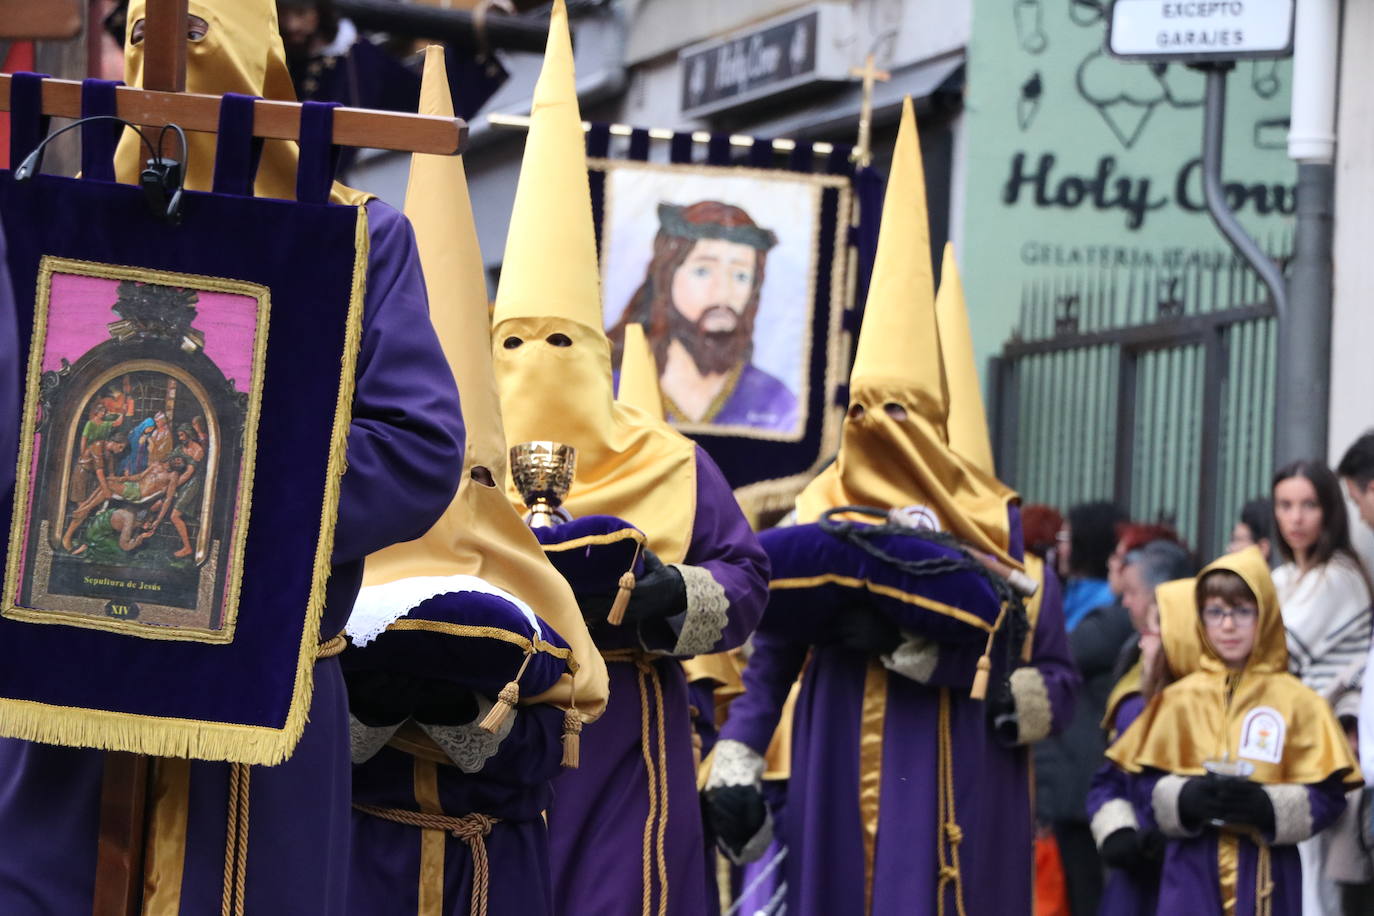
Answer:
xmin=510 ymin=441 xmax=577 ymax=528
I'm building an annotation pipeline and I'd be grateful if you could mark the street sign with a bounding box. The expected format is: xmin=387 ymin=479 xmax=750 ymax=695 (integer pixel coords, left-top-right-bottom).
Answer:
xmin=679 ymin=2 xmax=851 ymax=119
xmin=1107 ymin=0 xmax=1295 ymax=63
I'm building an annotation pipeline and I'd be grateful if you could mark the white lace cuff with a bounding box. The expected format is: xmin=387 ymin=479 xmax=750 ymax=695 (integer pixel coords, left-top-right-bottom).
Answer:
xmin=706 ymin=738 xmax=765 ymax=791
xmin=1264 ymin=784 xmax=1314 ymax=845
xmin=670 ymin=564 xmax=729 ymax=657
xmin=880 ymin=633 xmax=940 ymax=684
xmin=1090 ymin=799 xmax=1139 ymax=848
xmin=349 ymin=715 xmax=400 ymax=765
xmin=1152 ymin=775 xmax=1203 ymax=839
xmin=1009 ymin=667 xmax=1053 ymax=745
xmin=418 ymin=695 xmax=515 ymax=774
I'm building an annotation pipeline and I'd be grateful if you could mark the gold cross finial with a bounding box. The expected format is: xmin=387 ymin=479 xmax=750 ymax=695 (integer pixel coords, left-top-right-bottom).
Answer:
xmin=849 ymin=54 xmax=891 ymax=167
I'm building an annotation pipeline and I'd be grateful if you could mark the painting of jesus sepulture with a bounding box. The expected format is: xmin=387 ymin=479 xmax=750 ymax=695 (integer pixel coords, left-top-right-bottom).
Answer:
xmin=5 ymin=260 xmax=266 ymax=642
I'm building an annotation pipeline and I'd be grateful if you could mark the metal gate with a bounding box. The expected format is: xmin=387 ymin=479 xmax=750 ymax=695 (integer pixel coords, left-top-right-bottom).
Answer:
xmin=990 ymin=251 xmax=1281 ymax=557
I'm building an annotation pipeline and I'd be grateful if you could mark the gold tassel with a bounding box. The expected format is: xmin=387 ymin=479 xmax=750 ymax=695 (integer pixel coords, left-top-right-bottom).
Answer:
xmin=561 ymin=707 xmax=582 ymax=768
xmin=607 ymin=541 xmax=644 ymax=626
xmin=480 ymin=650 xmax=535 ymax=734
xmin=607 ymin=571 xmax=635 ymax=625
xmin=969 ymin=655 xmax=991 ymax=701
xmin=479 ymin=681 xmax=519 ymax=734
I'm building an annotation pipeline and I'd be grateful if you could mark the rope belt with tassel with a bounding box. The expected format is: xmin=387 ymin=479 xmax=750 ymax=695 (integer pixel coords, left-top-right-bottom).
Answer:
xmin=352 ymin=805 xmax=500 ymax=916
xmin=602 ymin=648 xmax=671 ymax=916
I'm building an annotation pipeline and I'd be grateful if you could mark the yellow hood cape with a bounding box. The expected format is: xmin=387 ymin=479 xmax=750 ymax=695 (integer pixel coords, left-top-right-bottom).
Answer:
xmin=492 ymin=0 xmax=697 ymax=564
xmin=360 ymin=48 xmax=607 ymax=719
xmin=115 ymin=0 xmax=369 ymax=206
xmin=1107 ymin=547 xmax=1358 ymax=786
xmin=1102 ymin=576 xmax=1204 ymax=732
xmin=794 ymin=99 xmax=1018 ymax=569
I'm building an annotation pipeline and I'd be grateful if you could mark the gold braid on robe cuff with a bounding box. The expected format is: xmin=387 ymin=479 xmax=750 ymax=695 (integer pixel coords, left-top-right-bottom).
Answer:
xmin=352 ymin=805 xmax=500 ymax=916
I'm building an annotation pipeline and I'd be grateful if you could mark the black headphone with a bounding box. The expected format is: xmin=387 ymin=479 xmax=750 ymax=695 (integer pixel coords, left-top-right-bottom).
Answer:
xmin=13 ymin=115 xmax=188 ymax=225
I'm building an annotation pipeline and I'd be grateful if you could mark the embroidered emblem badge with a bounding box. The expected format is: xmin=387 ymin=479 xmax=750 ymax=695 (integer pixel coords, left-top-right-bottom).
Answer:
xmin=1238 ymin=706 xmax=1286 ymax=765
xmin=889 ymin=504 xmax=943 ymax=532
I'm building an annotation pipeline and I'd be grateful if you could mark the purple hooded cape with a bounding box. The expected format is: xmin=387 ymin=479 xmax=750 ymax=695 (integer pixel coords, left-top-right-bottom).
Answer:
xmin=720 ymin=516 xmax=1078 ymax=915
xmin=545 ymin=446 xmax=769 ymax=916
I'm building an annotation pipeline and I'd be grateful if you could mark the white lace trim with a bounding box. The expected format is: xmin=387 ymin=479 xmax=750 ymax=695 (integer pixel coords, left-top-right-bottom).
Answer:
xmin=671 ymin=564 xmax=730 ymax=657
xmin=1090 ymin=799 xmax=1140 ymax=848
xmin=1264 ymin=783 xmax=1314 ymax=845
xmin=1152 ymin=774 xmax=1202 ymax=839
xmin=881 ymin=633 xmax=940 ymax=684
xmin=706 ymin=739 xmax=765 ymax=790
xmin=346 ymin=574 xmax=543 ymax=647
xmin=348 ymin=714 xmax=400 ymax=765
xmin=1009 ymin=667 xmax=1052 ymax=745
xmin=419 ymin=695 xmax=515 ymax=774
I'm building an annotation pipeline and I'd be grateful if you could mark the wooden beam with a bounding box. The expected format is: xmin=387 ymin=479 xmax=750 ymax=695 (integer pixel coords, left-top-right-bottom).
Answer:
xmin=0 ymin=76 xmax=468 ymax=155
xmin=91 ymin=753 xmax=151 ymax=916
xmin=141 ymin=0 xmax=189 ymax=93
xmin=0 ymin=0 xmax=83 ymax=40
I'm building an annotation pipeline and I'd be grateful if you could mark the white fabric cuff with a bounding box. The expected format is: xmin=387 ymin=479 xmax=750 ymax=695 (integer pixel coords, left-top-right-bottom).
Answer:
xmin=1264 ymin=783 xmax=1314 ymax=845
xmin=706 ymin=738 xmax=765 ymax=791
xmin=348 ymin=714 xmax=400 ymax=765
xmin=419 ymin=695 xmax=515 ymax=774
xmin=670 ymin=564 xmax=730 ymax=657
xmin=1009 ymin=667 xmax=1053 ymax=745
xmin=880 ymin=633 xmax=940 ymax=684
xmin=1152 ymin=774 xmax=1203 ymax=839
xmin=1090 ymin=799 xmax=1140 ymax=848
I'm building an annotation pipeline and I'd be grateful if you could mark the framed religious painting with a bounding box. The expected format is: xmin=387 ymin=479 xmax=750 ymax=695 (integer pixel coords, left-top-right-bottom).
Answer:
xmin=591 ymin=157 xmax=851 ymax=518
xmin=5 ymin=259 xmax=267 ymax=642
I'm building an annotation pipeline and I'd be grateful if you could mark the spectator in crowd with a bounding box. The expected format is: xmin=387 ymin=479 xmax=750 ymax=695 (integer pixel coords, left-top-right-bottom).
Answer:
xmin=1228 ymin=497 xmax=1275 ymax=562
xmin=1058 ymin=502 xmax=1127 ymax=632
xmin=1272 ymin=460 xmax=1374 ymax=915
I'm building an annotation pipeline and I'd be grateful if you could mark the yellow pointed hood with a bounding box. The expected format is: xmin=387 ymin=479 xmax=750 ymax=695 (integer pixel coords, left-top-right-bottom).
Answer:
xmin=361 ymin=48 xmax=606 ymax=717
xmin=794 ymin=98 xmax=1017 ymax=568
xmin=617 ymin=324 xmax=666 ymax=421
xmin=1108 ymin=546 xmax=1358 ymax=787
xmin=492 ymin=0 xmax=697 ymax=563
xmin=114 ymin=0 xmax=369 ymax=205
xmin=1155 ymin=577 xmax=1202 ymax=678
xmin=935 ymin=244 xmax=997 ymax=478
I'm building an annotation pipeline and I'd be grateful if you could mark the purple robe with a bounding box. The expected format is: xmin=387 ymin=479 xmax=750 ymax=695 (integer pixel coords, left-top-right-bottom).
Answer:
xmin=706 ymin=363 xmax=797 ymax=432
xmin=0 ymin=200 xmax=465 ymax=915
xmin=721 ymin=536 xmax=1078 ymax=916
xmin=546 ymin=446 xmax=769 ymax=916
xmin=1089 ymin=694 xmax=1156 ymax=916
xmin=1132 ymin=770 xmax=1346 ymax=916
xmin=349 ymin=705 xmax=565 ymax=915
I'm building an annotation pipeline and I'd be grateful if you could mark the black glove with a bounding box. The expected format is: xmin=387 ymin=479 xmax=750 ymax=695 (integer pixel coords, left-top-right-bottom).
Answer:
xmin=1177 ymin=775 xmax=1228 ymax=830
xmin=411 ymin=680 xmax=480 ymax=727
xmin=1213 ymin=778 xmax=1276 ymax=833
xmin=1099 ymin=827 xmax=1143 ymax=870
xmin=623 ymin=549 xmax=688 ymax=622
xmin=705 ymin=785 xmax=768 ymax=858
xmin=344 ymin=669 xmax=429 ymax=727
xmin=825 ymin=603 xmax=902 ymax=656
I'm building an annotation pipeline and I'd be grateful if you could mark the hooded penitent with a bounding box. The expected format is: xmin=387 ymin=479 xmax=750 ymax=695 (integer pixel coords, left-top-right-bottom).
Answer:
xmin=616 ymin=323 xmax=666 ymax=422
xmin=793 ymin=98 xmax=1019 ymax=569
xmin=359 ymin=47 xmax=607 ymax=718
xmin=492 ymin=0 xmax=696 ymax=564
xmin=1107 ymin=547 xmax=1358 ymax=786
xmin=114 ymin=0 xmax=368 ymax=205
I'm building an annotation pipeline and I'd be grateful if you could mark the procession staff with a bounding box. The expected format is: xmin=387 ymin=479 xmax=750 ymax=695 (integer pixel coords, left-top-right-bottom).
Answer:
xmin=708 ymin=98 xmax=1078 ymax=916
xmin=490 ymin=4 xmax=770 ymax=914
xmin=0 ymin=3 xmax=464 ymax=912
xmin=343 ymin=47 xmax=608 ymax=916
